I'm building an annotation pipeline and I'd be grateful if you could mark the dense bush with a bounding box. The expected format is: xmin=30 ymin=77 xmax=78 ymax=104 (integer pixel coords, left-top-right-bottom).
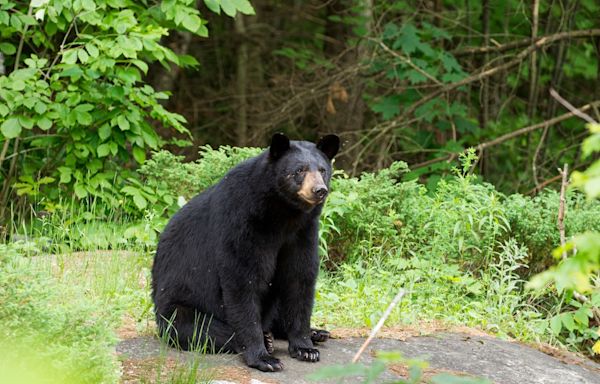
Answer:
xmin=133 ymin=147 xmax=600 ymax=275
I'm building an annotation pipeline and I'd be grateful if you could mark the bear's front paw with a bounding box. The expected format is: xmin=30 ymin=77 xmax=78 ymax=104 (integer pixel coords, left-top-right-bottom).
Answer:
xmin=247 ymin=353 xmax=283 ymax=372
xmin=290 ymin=347 xmax=320 ymax=362
xmin=310 ymin=328 xmax=330 ymax=343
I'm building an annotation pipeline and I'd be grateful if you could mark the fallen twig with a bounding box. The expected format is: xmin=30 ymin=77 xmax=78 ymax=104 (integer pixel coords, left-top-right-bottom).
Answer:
xmin=352 ymin=289 xmax=406 ymax=363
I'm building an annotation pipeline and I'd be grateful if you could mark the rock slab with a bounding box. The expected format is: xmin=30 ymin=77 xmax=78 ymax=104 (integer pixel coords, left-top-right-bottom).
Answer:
xmin=116 ymin=332 xmax=600 ymax=383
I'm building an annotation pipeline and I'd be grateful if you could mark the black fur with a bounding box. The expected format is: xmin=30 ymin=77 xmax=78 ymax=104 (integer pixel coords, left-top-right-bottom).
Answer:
xmin=151 ymin=134 xmax=339 ymax=372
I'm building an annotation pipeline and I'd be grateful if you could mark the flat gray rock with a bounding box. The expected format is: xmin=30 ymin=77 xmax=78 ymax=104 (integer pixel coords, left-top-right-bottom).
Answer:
xmin=116 ymin=333 xmax=600 ymax=383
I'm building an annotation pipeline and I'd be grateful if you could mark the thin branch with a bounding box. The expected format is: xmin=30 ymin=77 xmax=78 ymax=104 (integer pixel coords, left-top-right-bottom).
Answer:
xmin=0 ymin=139 xmax=10 ymax=170
xmin=532 ymin=124 xmax=549 ymax=188
xmin=411 ymin=100 xmax=600 ymax=170
xmin=13 ymin=5 xmax=34 ymax=71
xmin=362 ymin=32 xmax=597 ymax=156
xmin=557 ymin=164 xmax=568 ymax=260
xmin=452 ymin=28 xmax=600 ymax=57
xmin=374 ymin=39 xmax=442 ymax=85
xmin=527 ymin=0 xmax=540 ymax=119
xmin=44 ymin=17 xmax=78 ymax=79
xmin=550 ymin=88 xmax=598 ymax=124
xmin=527 ymin=173 xmax=563 ymax=195
xmin=352 ymin=289 xmax=406 ymax=363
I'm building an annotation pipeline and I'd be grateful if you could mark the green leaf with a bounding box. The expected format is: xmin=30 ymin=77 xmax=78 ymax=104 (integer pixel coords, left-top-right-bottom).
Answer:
xmin=74 ymin=183 xmax=88 ymax=199
xmin=37 ymin=117 xmax=52 ymax=130
xmin=1 ymin=118 xmax=21 ymax=138
xmin=97 ymin=143 xmax=111 ymax=157
xmin=561 ymin=313 xmax=576 ymax=332
xmin=81 ymin=0 xmax=96 ymax=11
xmin=0 ymin=42 xmax=16 ymax=55
xmin=0 ymin=104 xmax=8 ymax=117
xmin=117 ymin=115 xmax=130 ymax=131
xmin=85 ymin=43 xmax=99 ymax=58
xmin=232 ymin=0 xmax=255 ymax=15
xmin=204 ymin=0 xmax=220 ymax=13
xmin=77 ymin=48 xmax=89 ymax=63
xmin=58 ymin=167 xmax=72 ymax=184
xmin=133 ymin=146 xmax=146 ymax=164
xmin=573 ymin=308 xmax=589 ymax=327
xmin=182 ymin=13 xmax=201 ymax=32
xmin=62 ymin=49 xmax=78 ymax=65
xmin=76 ymin=111 xmax=92 ymax=126
xmin=38 ymin=176 xmax=55 ymax=185
xmin=395 ymin=23 xmax=419 ymax=55
xmin=133 ymin=193 xmax=147 ymax=210
xmin=131 ymin=59 xmax=148 ymax=74
xmin=371 ymin=95 xmax=401 ymax=120
xmin=11 ymin=79 xmax=25 ymax=91
xmin=109 ymin=141 xmax=118 ymax=155
xmin=34 ymin=102 xmax=47 ymax=114
xmin=18 ymin=115 xmax=34 ymax=129
xmin=220 ymin=0 xmax=237 ymax=17
xmin=550 ymin=315 xmax=562 ymax=335
xmin=98 ymin=124 xmax=111 ymax=140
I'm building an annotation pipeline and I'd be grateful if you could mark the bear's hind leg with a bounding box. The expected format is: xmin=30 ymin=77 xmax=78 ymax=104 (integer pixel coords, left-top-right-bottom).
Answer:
xmin=156 ymin=304 xmax=236 ymax=353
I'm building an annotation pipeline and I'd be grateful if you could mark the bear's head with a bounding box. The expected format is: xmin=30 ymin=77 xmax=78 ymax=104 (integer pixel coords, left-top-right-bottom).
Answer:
xmin=269 ymin=133 xmax=340 ymax=211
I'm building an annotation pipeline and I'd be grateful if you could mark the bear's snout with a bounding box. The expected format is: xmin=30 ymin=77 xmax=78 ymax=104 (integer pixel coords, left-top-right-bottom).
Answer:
xmin=312 ymin=186 xmax=328 ymax=200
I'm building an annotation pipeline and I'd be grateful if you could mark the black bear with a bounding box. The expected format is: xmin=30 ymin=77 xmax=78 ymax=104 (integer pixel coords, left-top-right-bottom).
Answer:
xmin=151 ymin=133 xmax=339 ymax=372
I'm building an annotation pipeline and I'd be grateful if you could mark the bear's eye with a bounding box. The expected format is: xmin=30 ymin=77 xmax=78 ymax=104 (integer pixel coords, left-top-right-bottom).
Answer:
xmin=318 ymin=167 xmax=326 ymax=175
xmin=292 ymin=168 xmax=305 ymax=177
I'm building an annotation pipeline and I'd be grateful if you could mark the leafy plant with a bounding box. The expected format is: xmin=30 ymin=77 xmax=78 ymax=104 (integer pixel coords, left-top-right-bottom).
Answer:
xmin=0 ymin=0 xmax=255 ymax=221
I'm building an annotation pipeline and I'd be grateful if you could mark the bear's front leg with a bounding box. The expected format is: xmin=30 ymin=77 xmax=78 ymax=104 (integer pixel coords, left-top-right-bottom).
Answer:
xmin=276 ymin=239 xmax=321 ymax=363
xmin=220 ymin=267 xmax=284 ymax=372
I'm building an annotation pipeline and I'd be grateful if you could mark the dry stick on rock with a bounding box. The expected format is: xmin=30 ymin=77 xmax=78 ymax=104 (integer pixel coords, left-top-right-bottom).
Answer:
xmin=352 ymin=289 xmax=406 ymax=363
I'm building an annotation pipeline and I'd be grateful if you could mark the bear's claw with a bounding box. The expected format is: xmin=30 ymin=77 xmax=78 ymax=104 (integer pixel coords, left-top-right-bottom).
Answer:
xmin=291 ymin=347 xmax=320 ymax=362
xmin=310 ymin=329 xmax=330 ymax=343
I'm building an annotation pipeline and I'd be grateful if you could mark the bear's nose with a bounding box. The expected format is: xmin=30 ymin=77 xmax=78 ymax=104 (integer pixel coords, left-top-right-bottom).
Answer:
xmin=312 ymin=186 xmax=328 ymax=200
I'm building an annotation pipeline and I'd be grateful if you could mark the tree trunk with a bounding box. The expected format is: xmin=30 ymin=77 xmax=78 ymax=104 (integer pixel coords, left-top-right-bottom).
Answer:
xmin=479 ymin=0 xmax=490 ymax=130
xmin=323 ymin=0 xmax=372 ymax=172
xmin=235 ymin=14 xmax=248 ymax=147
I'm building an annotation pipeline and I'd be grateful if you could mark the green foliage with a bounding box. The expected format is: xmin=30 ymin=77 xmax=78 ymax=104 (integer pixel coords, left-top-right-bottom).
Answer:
xmin=0 ymin=242 xmax=119 ymax=383
xmin=504 ymin=190 xmax=600 ymax=272
xmin=0 ymin=0 xmax=255 ymax=221
xmin=527 ymin=124 xmax=600 ymax=293
xmin=138 ymin=146 xmax=262 ymax=214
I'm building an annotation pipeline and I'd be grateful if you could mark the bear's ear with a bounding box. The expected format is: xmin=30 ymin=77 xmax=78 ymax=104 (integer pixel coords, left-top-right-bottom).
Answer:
xmin=316 ymin=134 xmax=340 ymax=160
xmin=269 ymin=133 xmax=290 ymax=159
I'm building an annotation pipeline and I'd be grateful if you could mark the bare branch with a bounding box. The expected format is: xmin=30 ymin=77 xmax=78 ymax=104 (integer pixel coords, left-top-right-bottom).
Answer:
xmin=411 ymin=100 xmax=600 ymax=170
xmin=550 ymin=88 xmax=598 ymax=124
xmin=452 ymin=29 xmax=600 ymax=57
xmin=557 ymin=164 xmax=569 ymax=260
